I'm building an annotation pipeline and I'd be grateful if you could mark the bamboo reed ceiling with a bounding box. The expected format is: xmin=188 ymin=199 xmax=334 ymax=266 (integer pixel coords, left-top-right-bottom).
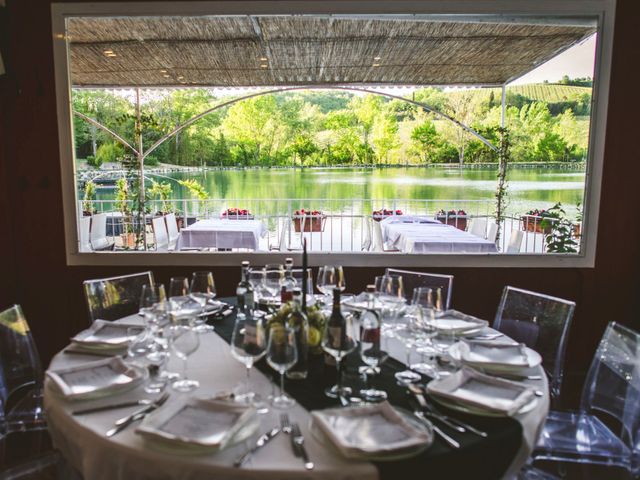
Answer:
xmin=67 ymin=15 xmax=595 ymax=87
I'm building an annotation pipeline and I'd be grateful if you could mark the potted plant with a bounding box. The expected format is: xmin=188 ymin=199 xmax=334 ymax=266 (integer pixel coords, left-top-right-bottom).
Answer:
xmin=520 ymin=208 xmax=553 ymax=234
xmin=147 ymin=180 xmax=173 ymax=216
xmin=221 ymin=207 xmax=254 ymax=220
xmin=541 ymin=203 xmax=579 ymax=253
xmin=436 ymin=209 xmax=468 ymax=231
xmin=82 ymin=179 xmax=97 ymax=216
xmin=115 ymin=177 xmax=136 ymax=248
xmin=293 ymin=209 xmax=326 ymax=232
xmin=372 ymin=208 xmax=403 ymax=221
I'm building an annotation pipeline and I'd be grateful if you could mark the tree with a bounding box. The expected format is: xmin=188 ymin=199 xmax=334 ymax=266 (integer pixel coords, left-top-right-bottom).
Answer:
xmin=350 ymin=95 xmax=382 ymax=164
xmin=411 ymin=120 xmax=439 ymax=163
xmin=290 ymin=134 xmax=318 ymax=167
xmin=371 ymin=112 xmax=400 ymax=164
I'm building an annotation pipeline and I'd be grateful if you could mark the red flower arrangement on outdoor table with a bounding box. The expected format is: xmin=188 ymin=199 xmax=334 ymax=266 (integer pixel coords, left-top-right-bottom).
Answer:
xmin=221 ymin=208 xmax=254 ymax=219
xmin=372 ymin=208 xmax=403 ymax=221
xmin=292 ymin=209 xmax=326 ymax=232
xmin=435 ymin=209 xmax=468 ymax=230
xmin=521 ymin=209 xmax=552 ymax=233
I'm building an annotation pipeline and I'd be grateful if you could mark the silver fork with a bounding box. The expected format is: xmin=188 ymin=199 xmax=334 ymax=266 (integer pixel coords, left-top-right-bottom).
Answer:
xmin=280 ymin=414 xmax=299 ymax=457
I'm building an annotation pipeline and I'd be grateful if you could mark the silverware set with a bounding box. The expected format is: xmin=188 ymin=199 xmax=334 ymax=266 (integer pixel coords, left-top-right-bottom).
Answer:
xmin=234 ymin=427 xmax=280 ymax=467
xmin=105 ymin=392 xmax=170 ymax=437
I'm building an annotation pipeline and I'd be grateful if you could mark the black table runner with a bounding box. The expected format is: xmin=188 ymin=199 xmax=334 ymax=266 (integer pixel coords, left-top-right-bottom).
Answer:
xmin=213 ymin=298 xmax=522 ymax=479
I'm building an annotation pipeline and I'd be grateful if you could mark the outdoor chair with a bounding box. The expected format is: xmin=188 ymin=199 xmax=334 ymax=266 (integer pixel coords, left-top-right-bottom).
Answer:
xmin=89 ymin=213 xmax=115 ymax=251
xmin=270 ymin=218 xmax=302 ymax=252
xmin=493 ymin=286 xmax=575 ymax=406
xmin=468 ymin=217 xmax=488 ymax=238
xmin=361 ymin=217 xmax=372 ymax=251
xmin=165 ymin=213 xmax=179 ymax=249
xmin=487 ymin=222 xmax=498 ymax=243
xmin=385 ymin=268 xmax=454 ymax=310
xmin=83 ymin=271 xmax=155 ymax=323
xmin=506 ymin=229 xmax=524 ymax=253
xmin=532 ymin=322 xmax=640 ymax=477
xmin=371 ymin=219 xmax=399 ymax=252
xmin=78 ymin=216 xmax=91 ymax=252
xmin=152 ymin=216 xmax=169 ymax=251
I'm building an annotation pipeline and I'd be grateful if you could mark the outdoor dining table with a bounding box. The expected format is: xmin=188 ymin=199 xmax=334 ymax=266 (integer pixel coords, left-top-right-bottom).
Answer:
xmin=44 ymin=299 xmax=549 ymax=480
xmin=174 ymin=218 xmax=267 ymax=251
xmin=381 ymin=218 xmax=498 ymax=254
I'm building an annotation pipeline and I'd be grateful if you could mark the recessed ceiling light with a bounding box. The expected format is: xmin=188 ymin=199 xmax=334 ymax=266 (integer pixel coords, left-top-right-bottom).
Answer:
xmin=107 ymin=53 xmax=117 ymax=58
xmin=374 ymin=56 xmax=381 ymax=60
xmin=160 ymin=69 xmax=167 ymax=73
xmin=260 ymin=57 xmax=268 ymax=61
xmin=103 ymin=49 xmax=113 ymax=55
xmin=260 ymin=64 xmax=268 ymax=69
xmin=163 ymin=74 xmax=170 ymax=78
xmin=372 ymin=63 xmax=381 ymax=67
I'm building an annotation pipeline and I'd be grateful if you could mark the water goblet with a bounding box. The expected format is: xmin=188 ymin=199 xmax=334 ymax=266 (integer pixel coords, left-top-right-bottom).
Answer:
xmin=248 ymin=269 xmax=266 ymax=302
xmin=230 ymin=313 xmax=267 ymax=408
xmin=266 ymin=325 xmax=298 ymax=409
xmin=321 ymin=311 xmax=356 ymax=398
xmin=190 ymin=271 xmax=216 ymax=333
xmin=170 ymin=320 xmax=200 ymax=392
xmin=264 ymin=264 xmax=284 ymax=300
xmin=359 ymin=309 xmax=388 ymax=402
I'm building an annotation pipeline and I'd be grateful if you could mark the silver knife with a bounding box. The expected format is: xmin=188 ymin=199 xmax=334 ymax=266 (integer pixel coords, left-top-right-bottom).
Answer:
xmin=291 ymin=423 xmax=314 ymax=470
xmin=73 ymin=398 xmax=154 ymax=415
xmin=105 ymin=393 xmax=169 ymax=437
xmin=234 ymin=427 xmax=280 ymax=467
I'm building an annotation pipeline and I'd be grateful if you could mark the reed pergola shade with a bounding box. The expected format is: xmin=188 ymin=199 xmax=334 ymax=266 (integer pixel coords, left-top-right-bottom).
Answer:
xmin=67 ymin=15 xmax=595 ymax=87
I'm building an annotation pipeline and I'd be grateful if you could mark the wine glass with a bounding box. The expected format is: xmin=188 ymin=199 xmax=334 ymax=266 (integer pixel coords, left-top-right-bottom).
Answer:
xmin=322 ymin=309 xmax=356 ymax=398
xmin=189 ymin=271 xmax=216 ymax=333
xmin=266 ymin=325 xmax=298 ymax=409
xmin=412 ymin=303 xmax=440 ymax=379
xmin=317 ymin=265 xmax=345 ymax=304
xmin=139 ymin=284 xmax=166 ymax=318
xmin=230 ymin=313 xmax=267 ymax=406
xmin=248 ymin=269 xmax=266 ymax=302
xmin=375 ymin=275 xmax=406 ymax=338
xmin=127 ymin=327 xmax=167 ymax=394
xmin=264 ymin=264 xmax=284 ymax=300
xmin=168 ymin=276 xmax=201 ymax=322
xmin=170 ymin=322 xmax=200 ymax=392
xmin=359 ymin=309 xmax=388 ymax=402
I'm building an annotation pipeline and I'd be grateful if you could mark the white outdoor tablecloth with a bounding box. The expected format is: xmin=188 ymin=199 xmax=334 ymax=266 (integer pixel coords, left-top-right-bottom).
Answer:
xmin=44 ymin=315 xmax=377 ymax=480
xmin=175 ymin=219 xmax=267 ymax=251
xmin=382 ymin=221 xmax=498 ymax=253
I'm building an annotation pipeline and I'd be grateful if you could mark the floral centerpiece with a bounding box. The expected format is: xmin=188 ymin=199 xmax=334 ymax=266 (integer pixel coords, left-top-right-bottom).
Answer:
xmin=293 ymin=208 xmax=326 ymax=232
xmin=520 ymin=208 xmax=553 ymax=234
xmin=221 ymin=207 xmax=254 ymax=220
xmin=267 ymin=303 xmax=326 ymax=355
xmin=436 ymin=209 xmax=468 ymax=231
xmin=372 ymin=208 xmax=403 ymax=221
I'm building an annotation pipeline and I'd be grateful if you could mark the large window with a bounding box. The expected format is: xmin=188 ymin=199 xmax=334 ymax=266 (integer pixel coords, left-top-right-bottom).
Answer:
xmin=52 ymin=1 xmax=615 ymax=267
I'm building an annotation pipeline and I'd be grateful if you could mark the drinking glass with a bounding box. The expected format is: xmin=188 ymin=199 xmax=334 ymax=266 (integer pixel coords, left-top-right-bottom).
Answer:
xmin=359 ymin=310 xmax=388 ymax=402
xmin=169 ymin=276 xmax=189 ymax=298
xmin=127 ymin=327 xmax=167 ymax=394
xmin=266 ymin=326 xmax=298 ymax=409
xmin=322 ymin=312 xmax=356 ymax=398
xmin=168 ymin=276 xmax=201 ymax=322
xmin=412 ymin=305 xmax=440 ymax=379
xmin=317 ymin=265 xmax=345 ymax=304
xmin=189 ymin=271 xmax=216 ymax=333
xmin=230 ymin=314 xmax=267 ymax=406
xmin=248 ymin=269 xmax=266 ymax=302
xmin=139 ymin=284 xmax=166 ymax=318
xmin=170 ymin=323 xmax=200 ymax=392
xmin=375 ymin=275 xmax=406 ymax=338
xmin=264 ymin=264 xmax=284 ymax=300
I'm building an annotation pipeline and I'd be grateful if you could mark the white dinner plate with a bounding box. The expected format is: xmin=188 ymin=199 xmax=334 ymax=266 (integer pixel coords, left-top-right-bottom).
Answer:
xmin=71 ymin=320 xmax=144 ymax=350
xmin=448 ymin=342 xmax=542 ymax=373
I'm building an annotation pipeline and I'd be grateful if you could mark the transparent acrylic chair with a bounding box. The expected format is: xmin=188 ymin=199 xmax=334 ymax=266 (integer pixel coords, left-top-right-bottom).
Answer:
xmin=0 ymin=305 xmax=47 ymax=435
xmin=493 ymin=286 xmax=575 ymax=406
xmin=83 ymin=271 xmax=155 ymax=323
xmin=385 ymin=268 xmax=454 ymax=310
xmin=532 ymin=322 xmax=640 ymax=476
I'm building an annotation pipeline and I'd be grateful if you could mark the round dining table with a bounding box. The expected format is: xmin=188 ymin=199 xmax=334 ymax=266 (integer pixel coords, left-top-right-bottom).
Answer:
xmin=44 ymin=300 xmax=549 ymax=480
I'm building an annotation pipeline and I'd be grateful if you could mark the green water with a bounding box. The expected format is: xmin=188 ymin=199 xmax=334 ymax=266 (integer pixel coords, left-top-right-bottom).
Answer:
xmin=94 ymin=166 xmax=585 ymax=218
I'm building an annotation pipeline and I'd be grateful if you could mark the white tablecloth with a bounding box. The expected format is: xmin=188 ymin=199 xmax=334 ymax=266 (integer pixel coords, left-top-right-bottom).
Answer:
xmin=44 ymin=316 xmax=377 ymax=480
xmin=175 ymin=219 xmax=267 ymax=251
xmin=45 ymin=317 xmax=547 ymax=480
xmin=382 ymin=221 xmax=498 ymax=254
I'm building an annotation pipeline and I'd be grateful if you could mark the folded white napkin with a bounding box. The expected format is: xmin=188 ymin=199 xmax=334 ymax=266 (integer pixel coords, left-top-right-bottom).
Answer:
xmin=426 ymin=367 xmax=536 ymax=416
xmin=459 ymin=339 xmax=530 ymax=368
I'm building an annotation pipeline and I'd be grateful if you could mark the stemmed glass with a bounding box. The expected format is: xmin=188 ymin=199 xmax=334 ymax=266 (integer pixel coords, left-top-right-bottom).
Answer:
xmin=189 ymin=271 xmax=216 ymax=333
xmin=168 ymin=276 xmax=201 ymax=322
xmin=322 ymin=311 xmax=356 ymax=398
xmin=375 ymin=274 xmax=406 ymax=338
xmin=139 ymin=284 xmax=166 ymax=321
xmin=266 ymin=326 xmax=298 ymax=408
xmin=317 ymin=266 xmax=345 ymax=303
xmin=230 ymin=313 xmax=267 ymax=406
xmin=248 ymin=269 xmax=266 ymax=302
xmin=127 ymin=327 xmax=167 ymax=394
xmin=264 ymin=264 xmax=284 ymax=301
xmin=359 ymin=309 xmax=388 ymax=402
xmin=400 ymin=287 xmax=439 ymax=380
xmin=170 ymin=320 xmax=200 ymax=392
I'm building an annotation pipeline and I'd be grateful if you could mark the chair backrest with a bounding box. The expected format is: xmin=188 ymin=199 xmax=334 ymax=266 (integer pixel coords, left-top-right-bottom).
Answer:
xmin=468 ymin=217 xmax=488 ymax=238
xmin=165 ymin=213 xmax=179 ymax=243
xmin=506 ymin=229 xmax=524 ymax=253
xmin=277 ymin=218 xmax=290 ymax=251
xmin=291 ymin=269 xmax=314 ymax=295
xmin=152 ymin=216 xmax=169 ymax=251
xmin=371 ymin=219 xmax=385 ymax=252
xmin=89 ymin=213 xmax=109 ymax=249
xmin=0 ymin=305 xmax=43 ymax=405
xmin=494 ymin=286 xmax=575 ymax=404
xmin=581 ymin=322 xmax=640 ymax=452
xmin=79 ymin=216 xmax=92 ymax=252
xmin=386 ymin=268 xmax=454 ymax=309
xmin=83 ymin=271 xmax=155 ymax=323
xmin=361 ymin=217 xmax=372 ymax=251
xmin=486 ymin=222 xmax=498 ymax=243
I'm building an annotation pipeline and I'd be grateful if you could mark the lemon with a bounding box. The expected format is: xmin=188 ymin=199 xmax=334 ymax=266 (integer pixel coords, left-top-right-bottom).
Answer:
xmin=308 ymin=327 xmax=322 ymax=347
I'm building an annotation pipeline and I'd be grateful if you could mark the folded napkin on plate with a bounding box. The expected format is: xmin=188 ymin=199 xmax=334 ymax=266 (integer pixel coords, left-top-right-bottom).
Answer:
xmin=459 ymin=339 xmax=529 ymax=368
xmin=433 ymin=310 xmax=488 ymax=333
xmin=426 ymin=367 xmax=536 ymax=416
xmin=311 ymin=402 xmax=431 ymax=458
xmin=70 ymin=320 xmax=143 ymax=348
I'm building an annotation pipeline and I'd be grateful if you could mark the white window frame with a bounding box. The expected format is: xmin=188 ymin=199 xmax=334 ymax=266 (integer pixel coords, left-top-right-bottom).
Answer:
xmin=51 ymin=0 xmax=615 ymax=268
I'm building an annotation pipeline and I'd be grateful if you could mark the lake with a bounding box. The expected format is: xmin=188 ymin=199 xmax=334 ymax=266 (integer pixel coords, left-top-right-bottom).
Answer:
xmin=94 ymin=166 xmax=585 ymax=219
